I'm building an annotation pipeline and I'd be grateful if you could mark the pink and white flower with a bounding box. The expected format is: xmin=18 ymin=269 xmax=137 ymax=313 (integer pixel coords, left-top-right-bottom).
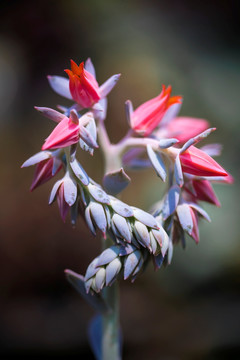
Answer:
xmin=41 ymin=110 xmax=98 ymax=151
xmin=179 ymin=145 xmax=228 ymax=177
xmin=21 ymin=150 xmax=62 ymax=191
xmin=48 ymin=58 xmax=120 ymax=110
xmin=127 ymin=85 xmax=182 ymax=136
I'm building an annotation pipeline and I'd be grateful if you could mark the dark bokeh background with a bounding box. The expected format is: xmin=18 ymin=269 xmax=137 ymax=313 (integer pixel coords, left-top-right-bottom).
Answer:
xmin=1 ymin=1 xmax=240 ymax=359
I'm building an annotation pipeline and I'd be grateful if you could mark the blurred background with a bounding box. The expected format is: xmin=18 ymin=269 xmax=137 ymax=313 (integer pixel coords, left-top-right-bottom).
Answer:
xmin=0 ymin=0 xmax=240 ymax=359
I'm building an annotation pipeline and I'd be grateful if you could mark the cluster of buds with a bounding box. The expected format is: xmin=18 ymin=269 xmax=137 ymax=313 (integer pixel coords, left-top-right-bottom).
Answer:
xmin=22 ymin=58 xmax=231 ymax=295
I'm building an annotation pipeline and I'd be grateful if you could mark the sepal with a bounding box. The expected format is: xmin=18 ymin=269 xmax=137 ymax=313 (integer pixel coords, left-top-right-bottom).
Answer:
xmin=147 ymin=145 xmax=166 ymax=182
xmin=99 ymin=74 xmax=121 ymax=98
xmin=47 ymin=75 xmax=72 ymax=100
xmin=103 ymin=168 xmax=131 ymax=195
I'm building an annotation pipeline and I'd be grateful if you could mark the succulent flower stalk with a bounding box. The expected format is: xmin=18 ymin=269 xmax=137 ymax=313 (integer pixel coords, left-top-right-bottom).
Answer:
xmin=22 ymin=57 xmax=232 ymax=360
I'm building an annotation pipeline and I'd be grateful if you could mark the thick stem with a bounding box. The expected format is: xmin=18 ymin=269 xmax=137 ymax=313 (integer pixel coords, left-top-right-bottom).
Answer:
xmin=97 ymin=120 xmax=122 ymax=173
xmin=97 ymin=119 xmax=121 ymax=359
xmin=102 ymin=282 xmax=120 ymax=360
xmin=101 ymin=238 xmax=120 ymax=360
xmin=114 ymin=136 xmax=178 ymax=160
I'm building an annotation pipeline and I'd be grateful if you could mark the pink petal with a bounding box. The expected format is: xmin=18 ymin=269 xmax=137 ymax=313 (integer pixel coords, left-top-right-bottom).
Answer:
xmin=180 ymin=146 xmax=228 ymax=177
xmin=30 ymin=158 xmax=62 ymax=192
xmin=192 ymin=180 xmax=221 ymax=207
xmin=42 ymin=117 xmax=80 ymax=150
xmin=189 ymin=208 xmax=199 ymax=244
xmin=57 ymin=184 xmax=70 ymax=222
xmin=165 ymin=117 xmax=209 ymax=143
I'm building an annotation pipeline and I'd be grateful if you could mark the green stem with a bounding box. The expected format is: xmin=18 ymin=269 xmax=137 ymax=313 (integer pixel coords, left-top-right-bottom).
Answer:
xmin=101 ymin=237 xmax=120 ymax=360
xmin=102 ymin=281 xmax=120 ymax=360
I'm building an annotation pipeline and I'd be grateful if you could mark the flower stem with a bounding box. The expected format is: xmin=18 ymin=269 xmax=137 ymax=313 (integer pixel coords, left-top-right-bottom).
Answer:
xmin=97 ymin=119 xmax=121 ymax=359
xmin=101 ymin=237 xmax=121 ymax=360
xmin=102 ymin=281 xmax=120 ymax=359
xmin=97 ymin=120 xmax=122 ymax=173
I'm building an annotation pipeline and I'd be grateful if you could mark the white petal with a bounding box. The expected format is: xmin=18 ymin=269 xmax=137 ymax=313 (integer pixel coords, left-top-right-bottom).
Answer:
xmin=160 ymin=102 xmax=182 ymax=127
xmin=35 ymin=107 xmax=66 ymax=123
xmin=99 ymin=74 xmax=121 ymax=98
xmin=49 ymin=180 xmax=63 ymax=204
xmin=47 ymin=75 xmax=72 ymax=100
xmin=21 ymin=151 xmax=51 ymax=167
xmin=84 ymin=58 xmax=96 ymax=78
xmin=63 ymin=176 xmax=77 ymax=206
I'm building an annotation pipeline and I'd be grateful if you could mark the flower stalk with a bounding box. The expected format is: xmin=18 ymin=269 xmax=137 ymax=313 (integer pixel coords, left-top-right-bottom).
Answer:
xmin=22 ymin=57 xmax=232 ymax=360
xmin=101 ymin=239 xmax=120 ymax=360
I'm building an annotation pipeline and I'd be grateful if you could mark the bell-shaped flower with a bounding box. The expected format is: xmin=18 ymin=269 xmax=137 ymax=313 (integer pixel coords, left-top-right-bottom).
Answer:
xmin=42 ymin=111 xmax=98 ymax=151
xmin=180 ymin=145 xmax=228 ymax=177
xmin=158 ymin=116 xmax=209 ymax=144
xmin=49 ymin=172 xmax=78 ymax=222
xmin=127 ymin=85 xmax=182 ymax=136
xmin=48 ymin=58 xmax=120 ymax=109
xmin=190 ymin=179 xmax=221 ymax=207
xmin=21 ymin=150 xmax=62 ymax=191
xmin=65 ymin=60 xmax=101 ymax=108
xmin=177 ymin=203 xmax=199 ymax=243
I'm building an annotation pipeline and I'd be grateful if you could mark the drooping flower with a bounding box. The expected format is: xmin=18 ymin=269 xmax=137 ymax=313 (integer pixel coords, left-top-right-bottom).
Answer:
xmin=180 ymin=145 xmax=228 ymax=177
xmin=176 ymin=203 xmax=200 ymax=244
xmin=30 ymin=158 xmax=62 ymax=191
xmin=128 ymin=85 xmax=182 ymax=136
xmin=21 ymin=150 xmax=62 ymax=191
xmin=191 ymin=179 xmax=221 ymax=207
xmin=48 ymin=59 xmax=120 ymax=110
xmin=49 ymin=172 xmax=77 ymax=222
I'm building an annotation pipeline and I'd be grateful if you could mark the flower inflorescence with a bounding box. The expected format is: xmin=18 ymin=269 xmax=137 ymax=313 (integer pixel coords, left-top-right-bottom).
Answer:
xmin=22 ymin=58 xmax=232 ymax=294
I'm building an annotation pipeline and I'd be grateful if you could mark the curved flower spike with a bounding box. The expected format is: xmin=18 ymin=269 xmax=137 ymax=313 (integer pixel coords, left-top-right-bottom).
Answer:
xmin=129 ymin=85 xmax=182 ymax=136
xmin=180 ymin=145 xmax=228 ymax=177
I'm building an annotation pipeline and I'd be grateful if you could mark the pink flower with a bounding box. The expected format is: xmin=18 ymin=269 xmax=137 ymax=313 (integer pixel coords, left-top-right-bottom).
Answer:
xmin=42 ymin=116 xmax=80 ymax=150
xmin=180 ymin=145 xmax=228 ymax=177
xmin=65 ymin=60 xmax=101 ymax=108
xmin=46 ymin=58 xmax=120 ymax=109
xmin=162 ymin=117 xmax=209 ymax=144
xmin=187 ymin=179 xmax=221 ymax=207
xmin=30 ymin=158 xmax=62 ymax=191
xmin=41 ymin=111 xmax=98 ymax=151
xmin=21 ymin=150 xmax=62 ymax=191
xmin=130 ymin=85 xmax=182 ymax=136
